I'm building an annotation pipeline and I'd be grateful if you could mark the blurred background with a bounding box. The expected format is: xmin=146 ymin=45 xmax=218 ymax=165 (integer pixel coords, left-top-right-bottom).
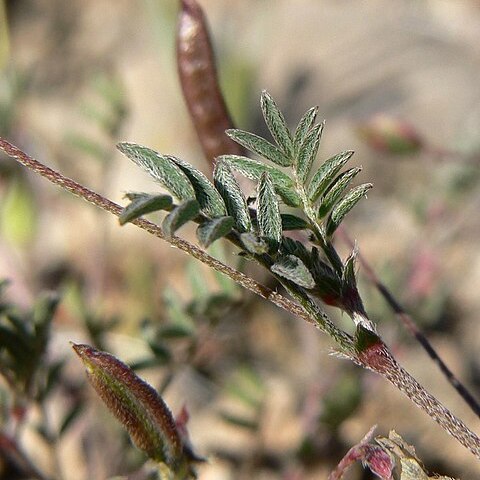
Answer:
xmin=1 ymin=0 xmax=480 ymax=478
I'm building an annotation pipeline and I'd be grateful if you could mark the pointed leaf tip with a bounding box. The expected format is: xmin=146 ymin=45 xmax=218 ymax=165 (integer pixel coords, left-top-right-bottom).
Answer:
xmin=257 ymin=172 xmax=282 ymax=253
xmin=117 ymin=143 xmax=195 ymax=201
xmin=293 ymin=106 xmax=319 ymax=155
xmin=317 ymin=166 xmax=362 ymax=219
xmin=119 ymin=193 xmax=173 ymax=225
xmin=325 ymin=183 xmax=373 ymax=236
xmin=308 ymin=150 xmax=355 ymax=203
xmin=260 ymin=91 xmax=294 ymax=157
xmin=213 ymin=160 xmax=251 ymax=232
xmin=225 ymin=129 xmax=291 ymax=167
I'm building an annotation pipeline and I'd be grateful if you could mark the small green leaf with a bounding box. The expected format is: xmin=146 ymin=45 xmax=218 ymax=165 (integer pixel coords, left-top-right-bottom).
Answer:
xmin=240 ymin=232 xmax=269 ymax=254
xmin=317 ymin=167 xmax=362 ymax=219
xmin=169 ymin=156 xmax=227 ymax=217
xmin=280 ymin=213 xmax=310 ymax=231
xmin=342 ymin=247 xmax=358 ymax=290
xmin=219 ymin=412 xmax=259 ymax=431
xmin=293 ymin=106 xmax=318 ymax=155
xmin=220 ymin=155 xmax=301 ymax=207
xmin=213 ymin=160 xmax=251 ymax=233
xmin=117 ymin=143 xmax=195 ymax=200
xmin=119 ymin=193 xmax=173 ymax=225
xmin=71 ymin=343 xmax=183 ymax=466
xmin=162 ymin=199 xmax=200 ymax=238
xmin=260 ymin=90 xmax=294 ymax=157
xmin=296 ymin=122 xmax=324 ymax=184
xmin=196 ymin=216 xmax=234 ymax=248
xmin=271 ymin=255 xmax=315 ymax=289
xmin=325 ymin=183 xmax=372 ymax=236
xmin=158 ymin=324 xmax=194 ymax=339
xmin=225 ymin=129 xmax=291 ymax=167
xmin=307 ymin=150 xmax=354 ymax=202
xmin=162 ymin=287 xmax=194 ymax=330
xmin=257 ymin=172 xmax=282 ymax=253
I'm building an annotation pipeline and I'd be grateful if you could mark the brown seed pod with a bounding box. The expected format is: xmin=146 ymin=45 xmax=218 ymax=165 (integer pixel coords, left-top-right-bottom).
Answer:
xmin=71 ymin=343 xmax=184 ymax=467
xmin=177 ymin=0 xmax=244 ymax=168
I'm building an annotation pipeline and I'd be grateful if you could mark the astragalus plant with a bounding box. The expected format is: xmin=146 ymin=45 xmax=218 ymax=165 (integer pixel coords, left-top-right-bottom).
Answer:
xmin=1 ymin=88 xmax=477 ymax=479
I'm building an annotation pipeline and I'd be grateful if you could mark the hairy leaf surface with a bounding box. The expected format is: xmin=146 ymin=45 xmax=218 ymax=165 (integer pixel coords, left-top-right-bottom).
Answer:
xmin=119 ymin=193 xmax=172 ymax=225
xmin=307 ymin=150 xmax=354 ymax=202
xmin=226 ymin=129 xmax=291 ymax=167
xmin=293 ymin=106 xmax=318 ymax=156
xmin=213 ymin=160 xmax=251 ymax=232
xmin=271 ymin=255 xmax=315 ymax=289
xmin=220 ymin=155 xmax=301 ymax=207
xmin=196 ymin=216 xmax=234 ymax=247
xmin=162 ymin=199 xmax=200 ymax=238
xmin=117 ymin=143 xmax=194 ymax=201
xmin=257 ymin=172 xmax=282 ymax=253
xmin=260 ymin=91 xmax=294 ymax=157
xmin=170 ymin=156 xmax=227 ymax=217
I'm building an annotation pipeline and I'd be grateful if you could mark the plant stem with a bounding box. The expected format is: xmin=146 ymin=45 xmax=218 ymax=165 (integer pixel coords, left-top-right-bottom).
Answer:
xmin=0 ymin=430 xmax=52 ymax=480
xmin=0 ymin=138 xmax=326 ymax=333
xmin=356 ymin=339 xmax=480 ymax=459
xmin=338 ymin=225 xmax=480 ymax=419
xmin=2 ymin=137 xmax=480 ymax=461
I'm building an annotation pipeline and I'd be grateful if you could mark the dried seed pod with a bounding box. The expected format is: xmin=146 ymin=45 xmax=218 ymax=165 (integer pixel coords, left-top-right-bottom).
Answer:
xmin=72 ymin=343 xmax=184 ymax=468
xmin=177 ymin=0 xmax=244 ymax=166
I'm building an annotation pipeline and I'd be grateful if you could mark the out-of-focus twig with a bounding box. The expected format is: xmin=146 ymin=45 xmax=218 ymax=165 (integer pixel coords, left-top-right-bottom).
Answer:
xmin=0 ymin=431 xmax=51 ymax=480
xmin=338 ymin=225 xmax=480 ymax=418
